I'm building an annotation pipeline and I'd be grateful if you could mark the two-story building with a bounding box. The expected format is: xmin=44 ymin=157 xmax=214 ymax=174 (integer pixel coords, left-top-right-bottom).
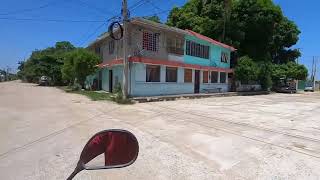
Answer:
xmin=87 ymin=17 xmax=236 ymax=97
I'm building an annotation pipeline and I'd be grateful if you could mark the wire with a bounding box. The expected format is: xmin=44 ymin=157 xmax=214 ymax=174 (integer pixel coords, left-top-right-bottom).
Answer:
xmin=143 ymin=9 xmax=171 ymax=17
xmin=129 ymin=0 xmax=146 ymax=10
xmin=71 ymin=0 xmax=115 ymax=16
xmin=0 ymin=0 xmax=59 ymax=16
xmin=130 ymin=0 xmax=149 ymax=12
xmin=147 ymin=0 xmax=163 ymax=13
xmin=0 ymin=17 xmax=106 ymax=23
xmin=78 ymin=23 xmax=107 ymax=46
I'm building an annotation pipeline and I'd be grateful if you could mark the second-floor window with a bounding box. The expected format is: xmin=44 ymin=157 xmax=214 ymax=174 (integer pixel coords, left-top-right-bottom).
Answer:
xmin=167 ymin=38 xmax=184 ymax=55
xmin=109 ymin=40 xmax=114 ymax=54
xmin=186 ymin=40 xmax=209 ymax=59
xmin=95 ymin=46 xmax=100 ymax=55
xmin=143 ymin=31 xmax=159 ymax=52
xmin=221 ymin=52 xmax=229 ymax=63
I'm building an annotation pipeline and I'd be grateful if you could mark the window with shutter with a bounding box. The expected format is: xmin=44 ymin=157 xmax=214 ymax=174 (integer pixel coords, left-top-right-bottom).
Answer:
xmin=184 ymin=69 xmax=192 ymax=83
xmin=186 ymin=40 xmax=209 ymax=59
xmin=143 ymin=31 xmax=159 ymax=52
xmin=203 ymin=71 xmax=208 ymax=83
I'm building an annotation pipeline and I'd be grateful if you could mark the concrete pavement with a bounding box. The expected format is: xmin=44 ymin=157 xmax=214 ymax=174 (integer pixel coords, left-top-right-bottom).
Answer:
xmin=1 ymin=81 xmax=320 ymax=179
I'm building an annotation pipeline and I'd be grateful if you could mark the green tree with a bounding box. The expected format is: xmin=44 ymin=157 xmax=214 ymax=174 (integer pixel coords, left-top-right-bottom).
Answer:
xmin=167 ymin=0 xmax=300 ymax=63
xmin=17 ymin=41 xmax=75 ymax=85
xmin=143 ymin=15 xmax=161 ymax=23
xmin=258 ymin=62 xmax=273 ymax=90
xmin=62 ymin=48 xmax=100 ymax=88
xmin=234 ymin=56 xmax=259 ymax=84
xmin=271 ymin=62 xmax=308 ymax=86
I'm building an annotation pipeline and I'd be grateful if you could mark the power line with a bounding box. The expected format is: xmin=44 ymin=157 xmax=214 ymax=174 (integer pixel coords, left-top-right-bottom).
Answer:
xmin=130 ymin=0 xmax=149 ymax=12
xmin=77 ymin=15 xmax=121 ymax=46
xmin=71 ymin=0 xmax=115 ymax=16
xmin=147 ymin=0 xmax=163 ymax=13
xmin=78 ymin=23 xmax=107 ymax=46
xmin=129 ymin=0 xmax=146 ymax=9
xmin=0 ymin=17 xmax=106 ymax=23
xmin=0 ymin=0 xmax=58 ymax=16
xmin=143 ymin=9 xmax=171 ymax=17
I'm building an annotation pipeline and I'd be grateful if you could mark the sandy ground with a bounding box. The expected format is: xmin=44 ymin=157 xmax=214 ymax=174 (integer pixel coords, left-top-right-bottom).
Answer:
xmin=0 ymin=81 xmax=320 ymax=180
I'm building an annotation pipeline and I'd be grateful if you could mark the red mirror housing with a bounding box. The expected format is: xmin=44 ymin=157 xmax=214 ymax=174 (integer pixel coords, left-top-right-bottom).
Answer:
xmin=80 ymin=129 xmax=139 ymax=169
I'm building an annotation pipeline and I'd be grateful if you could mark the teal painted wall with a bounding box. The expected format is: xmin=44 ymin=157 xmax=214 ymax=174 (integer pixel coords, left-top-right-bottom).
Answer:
xmin=184 ymin=35 xmax=231 ymax=68
xmin=101 ymin=68 xmax=109 ymax=91
xmin=85 ymin=72 xmax=98 ymax=89
xmin=99 ymin=66 xmax=123 ymax=92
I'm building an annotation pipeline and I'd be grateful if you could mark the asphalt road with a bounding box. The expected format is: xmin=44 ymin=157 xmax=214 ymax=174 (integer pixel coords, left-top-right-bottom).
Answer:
xmin=1 ymin=81 xmax=320 ymax=179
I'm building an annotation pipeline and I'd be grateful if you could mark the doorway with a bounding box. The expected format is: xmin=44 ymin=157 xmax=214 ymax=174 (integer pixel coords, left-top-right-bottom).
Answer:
xmin=98 ymin=71 xmax=102 ymax=90
xmin=194 ymin=70 xmax=200 ymax=93
xmin=109 ymin=70 xmax=113 ymax=93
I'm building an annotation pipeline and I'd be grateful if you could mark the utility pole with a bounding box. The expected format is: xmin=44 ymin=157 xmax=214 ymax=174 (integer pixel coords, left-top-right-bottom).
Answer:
xmin=311 ymin=56 xmax=316 ymax=91
xmin=6 ymin=66 xmax=10 ymax=81
xmin=314 ymin=57 xmax=317 ymax=91
xmin=122 ymin=0 xmax=129 ymax=99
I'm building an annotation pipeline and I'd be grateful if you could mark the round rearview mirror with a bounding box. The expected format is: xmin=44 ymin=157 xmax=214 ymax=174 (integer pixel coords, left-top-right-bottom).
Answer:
xmin=80 ymin=129 xmax=139 ymax=170
xmin=67 ymin=129 xmax=139 ymax=180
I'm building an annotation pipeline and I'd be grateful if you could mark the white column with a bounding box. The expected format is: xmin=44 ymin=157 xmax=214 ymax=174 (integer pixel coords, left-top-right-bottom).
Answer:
xmin=160 ymin=65 xmax=166 ymax=82
xmin=226 ymin=72 xmax=228 ymax=84
xmin=177 ymin=67 xmax=184 ymax=83
xmin=218 ymin=72 xmax=221 ymax=83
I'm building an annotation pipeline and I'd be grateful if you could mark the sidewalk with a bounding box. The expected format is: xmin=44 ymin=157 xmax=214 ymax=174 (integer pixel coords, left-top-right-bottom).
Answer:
xmin=132 ymin=91 xmax=271 ymax=103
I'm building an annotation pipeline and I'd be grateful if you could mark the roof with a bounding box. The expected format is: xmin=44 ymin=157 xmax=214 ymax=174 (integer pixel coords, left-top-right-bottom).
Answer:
xmin=88 ymin=17 xmax=236 ymax=51
xmin=185 ymin=30 xmax=236 ymax=51
xmin=130 ymin=17 xmax=189 ymax=35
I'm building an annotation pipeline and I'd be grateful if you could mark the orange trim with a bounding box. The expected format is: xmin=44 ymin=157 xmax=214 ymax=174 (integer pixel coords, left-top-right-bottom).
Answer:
xmin=98 ymin=57 xmax=234 ymax=73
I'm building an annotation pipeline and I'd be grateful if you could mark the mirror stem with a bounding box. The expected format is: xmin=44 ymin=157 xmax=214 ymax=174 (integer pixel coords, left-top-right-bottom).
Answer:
xmin=67 ymin=165 xmax=83 ymax=180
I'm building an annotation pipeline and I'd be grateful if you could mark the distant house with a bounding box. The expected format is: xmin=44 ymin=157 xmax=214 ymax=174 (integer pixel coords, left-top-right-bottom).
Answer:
xmin=87 ymin=17 xmax=236 ymax=97
xmin=0 ymin=72 xmax=5 ymax=82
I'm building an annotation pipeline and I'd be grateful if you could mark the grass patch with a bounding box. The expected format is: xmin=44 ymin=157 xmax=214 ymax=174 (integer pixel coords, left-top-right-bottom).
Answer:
xmin=72 ymin=90 xmax=112 ymax=101
xmin=59 ymin=86 xmax=133 ymax=104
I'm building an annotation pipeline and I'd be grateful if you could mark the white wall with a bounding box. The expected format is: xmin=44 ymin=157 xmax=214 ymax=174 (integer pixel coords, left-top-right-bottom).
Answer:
xmin=130 ymin=63 xmax=194 ymax=96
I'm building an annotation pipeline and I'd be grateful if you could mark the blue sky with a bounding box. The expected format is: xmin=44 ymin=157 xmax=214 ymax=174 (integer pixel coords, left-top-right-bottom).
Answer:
xmin=0 ymin=0 xmax=318 ymax=79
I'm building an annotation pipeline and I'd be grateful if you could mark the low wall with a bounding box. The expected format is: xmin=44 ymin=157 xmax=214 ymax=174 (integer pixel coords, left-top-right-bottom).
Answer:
xmin=236 ymin=84 xmax=262 ymax=92
xmin=200 ymin=83 xmax=229 ymax=93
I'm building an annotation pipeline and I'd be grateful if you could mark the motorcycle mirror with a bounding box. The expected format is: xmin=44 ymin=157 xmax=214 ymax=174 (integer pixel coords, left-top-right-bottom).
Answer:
xmin=67 ymin=129 xmax=139 ymax=180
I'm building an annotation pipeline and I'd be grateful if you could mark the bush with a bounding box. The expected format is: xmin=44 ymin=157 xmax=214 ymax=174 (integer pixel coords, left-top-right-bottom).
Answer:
xmin=258 ymin=62 xmax=273 ymax=90
xmin=62 ymin=48 xmax=101 ymax=88
xmin=111 ymin=83 xmax=133 ymax=104
xmin=235 ymin=56 xmax=259 ymax=84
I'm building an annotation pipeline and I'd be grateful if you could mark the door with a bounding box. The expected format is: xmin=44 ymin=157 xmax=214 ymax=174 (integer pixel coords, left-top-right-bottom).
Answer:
xmin=109 ymin=70 xmax=113 ymax=93
xmin=194 ymin=70 xmax=200 ymax=93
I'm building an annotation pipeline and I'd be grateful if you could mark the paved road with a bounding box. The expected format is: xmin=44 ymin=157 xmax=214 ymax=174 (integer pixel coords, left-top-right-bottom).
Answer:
xmin=1 ymin=81 xmax=320 ymax=179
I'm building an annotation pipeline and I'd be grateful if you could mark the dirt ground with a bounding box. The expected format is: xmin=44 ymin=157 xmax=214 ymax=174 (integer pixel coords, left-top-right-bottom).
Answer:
xmin=1 ymin=81 xmax=320 ymax=180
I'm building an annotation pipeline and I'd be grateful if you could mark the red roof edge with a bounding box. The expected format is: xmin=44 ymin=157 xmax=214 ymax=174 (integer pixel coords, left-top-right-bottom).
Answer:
xmin=185 ymin=29 xmax=237 ymax=51
xmin=98 ymin=57 xmax=233 ymax=73
xmin=97 ymin=58 xmax=123 ymax=68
